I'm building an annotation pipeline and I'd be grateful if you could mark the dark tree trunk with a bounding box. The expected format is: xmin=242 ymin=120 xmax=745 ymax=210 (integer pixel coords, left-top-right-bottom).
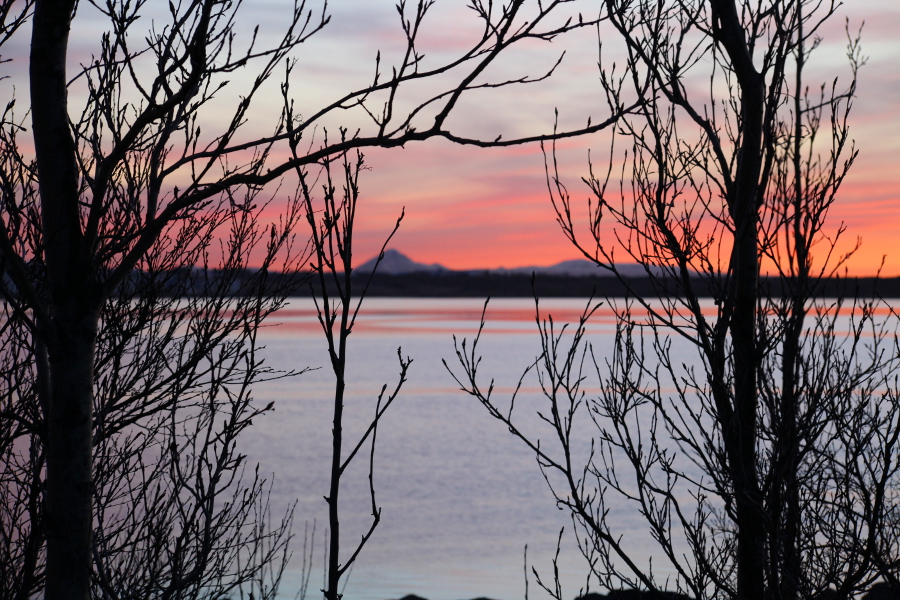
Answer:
xmin=30 ymin=0 xmax=96 ymax=598
xmin=730 ymin=102 xmax=765 ymax=600
xmin=325 ymin=281 xmax=351 ymax=600
xmin=44 ymin=310 xmax=97 ymax=600
xmin=709 ymin=0 xmax=768 ymax=597
xmin=730 ymin=195 xmax=766 ymax=600
xmin=326 ymin=372 xmax=345 ymax=600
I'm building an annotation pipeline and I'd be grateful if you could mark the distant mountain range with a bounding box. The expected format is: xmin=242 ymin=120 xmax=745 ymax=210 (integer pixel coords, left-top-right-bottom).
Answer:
xmin=495 ymin=259 xmax=663 ymax=278
xmin=341 ymin=251 xmax=900 ymax=297
xmin=356 ymin=249 xmax=449 ymax=275
xmin=356 ymin=249 xmax=657 ymax=277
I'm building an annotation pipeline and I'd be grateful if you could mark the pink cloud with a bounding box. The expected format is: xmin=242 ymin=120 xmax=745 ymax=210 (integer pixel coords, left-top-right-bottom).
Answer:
xmin=21 ymin=0 xmax=896 ymax=276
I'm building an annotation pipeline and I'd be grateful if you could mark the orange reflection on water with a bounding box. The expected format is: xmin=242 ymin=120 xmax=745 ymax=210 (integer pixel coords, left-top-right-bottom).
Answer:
xmin=259 ymin=297 xmax=899 ymax=338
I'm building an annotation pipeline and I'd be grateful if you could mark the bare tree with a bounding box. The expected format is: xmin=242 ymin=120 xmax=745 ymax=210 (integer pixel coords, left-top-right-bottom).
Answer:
xmin=85 ymin=200 xmax=305 ymax=600
xmin=0 ymin=0 xmax=627 ymax=597
xmin=448 ymin=0 xmax=900 ymax=599
xmin=298 ymin=149 xmax=410 ymax=600
xmin=1 ymin=187 xmax=306 ymax=599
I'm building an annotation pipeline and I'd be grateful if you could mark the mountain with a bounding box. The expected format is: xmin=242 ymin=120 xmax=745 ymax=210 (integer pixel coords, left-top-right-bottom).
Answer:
xmin=499 ymin=258 xmax=609 ymax=277
xmin=355 ymin=249 xmax=449 ymax=275
xmin=356 ymin=250 xmax=662 ymax=277
xmin=496 ymin=258 xmax=662 ymax=278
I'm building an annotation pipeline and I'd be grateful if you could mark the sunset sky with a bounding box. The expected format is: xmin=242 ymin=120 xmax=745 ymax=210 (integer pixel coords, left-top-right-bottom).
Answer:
xmin=13 ymin=0 xmax=900 ymax=274
xmin=286 ymin=0 xmax=900 ymax=274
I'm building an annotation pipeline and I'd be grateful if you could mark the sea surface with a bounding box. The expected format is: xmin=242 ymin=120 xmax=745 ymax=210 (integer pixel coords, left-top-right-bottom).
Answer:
xmin=241 ymin=296 xmax=887 ymax=600
xmin=242 ymin=297 xmax=686 ymax=600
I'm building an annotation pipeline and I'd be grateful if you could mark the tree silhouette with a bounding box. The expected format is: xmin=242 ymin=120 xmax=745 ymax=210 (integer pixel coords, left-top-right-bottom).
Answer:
xmin=449 ymin=0 xmax=900 ymax=598
xmin=0 ymin=0 xmax=624 ymax=598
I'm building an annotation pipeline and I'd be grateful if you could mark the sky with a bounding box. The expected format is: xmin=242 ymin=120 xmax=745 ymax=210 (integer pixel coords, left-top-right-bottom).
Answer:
xmin=276 ymin=0 xmax=900 ymax=274
xmin=13 ymin=0 xmax=900 ymax=273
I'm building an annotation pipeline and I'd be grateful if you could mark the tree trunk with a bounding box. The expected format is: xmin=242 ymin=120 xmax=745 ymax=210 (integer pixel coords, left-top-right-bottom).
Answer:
xmin=731 ymin=200 xmax=766 ymax=600
xmin=730 ymin=88 xmax=765 ymax=600
xmin=44 ymin=310 xmax=97 ymax=600
xmin=31 ymin=0 xmax=95 ymax=597
xmin=325 ymin=293 xmax=351 ymax=600
xmin=708 ymin=0 xmax=768 ymax=596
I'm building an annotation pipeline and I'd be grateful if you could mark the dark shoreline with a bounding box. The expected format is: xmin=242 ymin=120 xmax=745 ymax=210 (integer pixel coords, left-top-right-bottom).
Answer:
xmin=300 ymin=272 xmax=900 ymax=299
xmin=116 ymin=269 xmax=900 ymax=299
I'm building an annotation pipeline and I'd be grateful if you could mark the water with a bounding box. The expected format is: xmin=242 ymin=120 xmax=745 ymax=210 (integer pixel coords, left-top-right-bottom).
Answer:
xmin=243 ymin=298 xmax=628 ymax=600
xmin=241 ymin=296 xmax=895 ymax=600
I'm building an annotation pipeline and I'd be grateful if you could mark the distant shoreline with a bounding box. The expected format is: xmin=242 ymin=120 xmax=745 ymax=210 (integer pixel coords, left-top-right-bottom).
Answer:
xmin=113 ymin=269 xmax=900 ymax=298
xmin=299 ymin=272 xmax=900 ymax=299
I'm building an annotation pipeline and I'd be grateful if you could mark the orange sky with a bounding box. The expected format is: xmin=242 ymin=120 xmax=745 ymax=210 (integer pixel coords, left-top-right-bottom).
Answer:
xmin=281 ymin=0 xmax=900 ymax=275
xmin=9 ymin=0 xmax=899 ymax=275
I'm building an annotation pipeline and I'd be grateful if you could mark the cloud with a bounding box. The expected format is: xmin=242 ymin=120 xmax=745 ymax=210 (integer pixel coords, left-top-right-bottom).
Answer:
xmin=19 ymin=0 xmax=897 ymax=274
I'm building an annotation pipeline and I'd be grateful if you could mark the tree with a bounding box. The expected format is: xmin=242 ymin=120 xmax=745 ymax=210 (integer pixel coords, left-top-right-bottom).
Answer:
xmin=448 ymin=0 xmax=900 ymax=598
xmin=1 ymin=185 xmax=306 ymax=599
xmin=0 ymin=0 xmax=626 ymax=597
xmin=298 ymin=148 xmax=411 ymax=600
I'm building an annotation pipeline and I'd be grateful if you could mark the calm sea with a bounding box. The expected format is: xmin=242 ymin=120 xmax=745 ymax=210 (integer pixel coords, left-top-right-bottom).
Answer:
xmin=245 ymin=296 xmax=857 ymax=600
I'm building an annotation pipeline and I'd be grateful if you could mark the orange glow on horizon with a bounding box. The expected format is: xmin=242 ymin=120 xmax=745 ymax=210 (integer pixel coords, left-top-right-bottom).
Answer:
xmin=192 ymin=1 xmax=900 ymax=278
xmin=252 ymin=165 xmax=900 ymax=275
